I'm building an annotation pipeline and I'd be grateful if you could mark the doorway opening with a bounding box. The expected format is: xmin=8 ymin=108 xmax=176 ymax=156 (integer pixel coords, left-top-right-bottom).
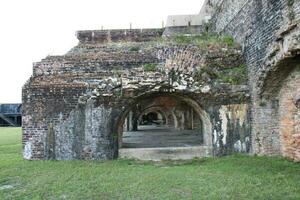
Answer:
xmin=116 ymin=93 xmax=212 ymax=160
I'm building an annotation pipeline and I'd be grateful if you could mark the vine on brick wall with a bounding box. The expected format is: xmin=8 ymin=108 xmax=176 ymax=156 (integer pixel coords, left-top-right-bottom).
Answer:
xmin=287 ymin=0 xmax=295 ymax=21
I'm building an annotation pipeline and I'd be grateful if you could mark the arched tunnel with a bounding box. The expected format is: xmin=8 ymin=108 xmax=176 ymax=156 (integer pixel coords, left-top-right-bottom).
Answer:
xmin=114 ymin=92 xmax=213 ymax=159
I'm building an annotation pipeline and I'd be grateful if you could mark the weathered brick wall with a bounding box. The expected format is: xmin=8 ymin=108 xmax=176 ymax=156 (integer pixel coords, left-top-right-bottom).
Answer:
xmin=279 ymin=65 xmax=300 ymax=162
xmin=76 ymin=29 xmax=163 ymax=44
xmin=211 ymin=104 xmax=251 ymax=156
xmin=207 ymin=0 xmax=300 ymax=157
xmin=163 ymin=26 xmax=203 ymax=36
xmin=23 ymin=1 xmax=299 ymax=160
xmin=22 ymin=82 xmax=87 ymax=159
xmin=210 ymin=0 xmax=249 ymax=34
xmin=23 ymin=29 xmax=251 ymax=160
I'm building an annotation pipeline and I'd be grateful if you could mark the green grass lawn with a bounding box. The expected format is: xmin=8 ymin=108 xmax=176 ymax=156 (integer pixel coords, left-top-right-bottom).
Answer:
xmin=0 ymin=128 xmax=300 ymax=200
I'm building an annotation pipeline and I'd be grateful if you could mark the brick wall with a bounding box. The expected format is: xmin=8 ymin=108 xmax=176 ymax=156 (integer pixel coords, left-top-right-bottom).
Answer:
xmin=22 ymin=35 xmax=251 ymax=160
xmin=279 ymin=65 xmax=300 ymax=161
xmin=207 ymin=0 xmax=300 ymax=157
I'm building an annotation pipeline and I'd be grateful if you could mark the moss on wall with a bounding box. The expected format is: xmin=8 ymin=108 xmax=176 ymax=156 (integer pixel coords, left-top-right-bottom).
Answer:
xmin=143 ymin=63 xmax=157 ymax=72
xmin=170 ymin=33 xmax=237 ymax=48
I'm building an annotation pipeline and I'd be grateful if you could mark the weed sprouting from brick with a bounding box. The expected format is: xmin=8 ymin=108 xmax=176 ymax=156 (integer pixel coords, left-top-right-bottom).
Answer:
xmin=171 ymin=33 xmax=237 ymax=48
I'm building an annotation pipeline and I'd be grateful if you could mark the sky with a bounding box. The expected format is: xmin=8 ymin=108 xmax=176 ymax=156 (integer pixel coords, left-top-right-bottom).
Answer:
xmin=0 ymin=0 xmax=204 ymax=103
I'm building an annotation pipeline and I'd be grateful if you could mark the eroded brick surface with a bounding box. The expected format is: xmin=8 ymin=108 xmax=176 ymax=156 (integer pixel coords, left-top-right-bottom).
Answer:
xmin=205 ymin=0 xmax=300 ymax=160
xmin=22 ymin=0 xmax=300 ymax=161
xmin=22 ymin=29 xmax=251 ymax=160
xmin=279 ymin=67 xmax=300 ymax=161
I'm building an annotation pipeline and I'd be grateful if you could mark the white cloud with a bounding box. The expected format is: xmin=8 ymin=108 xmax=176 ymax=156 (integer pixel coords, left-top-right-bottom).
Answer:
xmin=0 ymin=0 xmax=204 ymax=103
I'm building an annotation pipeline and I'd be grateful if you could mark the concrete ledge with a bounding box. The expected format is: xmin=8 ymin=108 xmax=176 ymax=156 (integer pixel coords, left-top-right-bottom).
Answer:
xmin=76 ymin=28 xmax=164 ymax=44
xmin=163 ymin=25 xmax=204 ymax=36
xmin=119 ymin=146 xmax=212 ymax=161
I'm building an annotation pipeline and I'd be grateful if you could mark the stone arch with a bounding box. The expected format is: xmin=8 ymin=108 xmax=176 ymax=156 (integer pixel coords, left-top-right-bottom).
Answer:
xmin=260 ymin=57 xmax=300 ymax=97
xmin=278 ymin=61 xmax=300 ymax=161
xmin=137 ymin=106 xmax=172 ymax=126
xmin=110 ymin=91 xmax=213 ymax=157
xmin=258 ymin=54 xmax=300 ymax=160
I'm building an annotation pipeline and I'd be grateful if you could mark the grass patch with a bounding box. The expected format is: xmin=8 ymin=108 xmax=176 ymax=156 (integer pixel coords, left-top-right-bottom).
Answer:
xmin=1 ymin=128 xmax=300 ymax=199
xmin=172 ymin=33 xmax=236 ymax=48
xmin=195 ymin=64 xmax=247 ymax=85
xmin=128 ymin=46 xmax=140 ymax=52
xmin=0 ymin=128 xmax=21 ymax=146
xmin=143 ymin=63 xmax=157 ymax=72
xmin=216 ymin=64 xmax=247 ymax=85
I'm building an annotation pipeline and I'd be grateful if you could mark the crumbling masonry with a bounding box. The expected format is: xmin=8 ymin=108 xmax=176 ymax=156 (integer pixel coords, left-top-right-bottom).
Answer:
xmin=23 ymin=0 xmax=300 ymax=161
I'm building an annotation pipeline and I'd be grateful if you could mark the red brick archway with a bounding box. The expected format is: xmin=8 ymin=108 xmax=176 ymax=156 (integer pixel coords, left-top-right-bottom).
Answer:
xmin=114 ymin=92 xmax=212 ymax=157
xmin=279 ymin=64 xmax=300 ymax=161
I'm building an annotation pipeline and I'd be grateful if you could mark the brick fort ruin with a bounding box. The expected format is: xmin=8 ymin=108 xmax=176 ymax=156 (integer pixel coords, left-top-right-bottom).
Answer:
xmin=23 ymin=0 xmax=300 ymax=161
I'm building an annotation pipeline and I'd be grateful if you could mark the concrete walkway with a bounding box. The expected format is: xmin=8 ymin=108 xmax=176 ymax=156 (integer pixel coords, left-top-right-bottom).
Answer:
xmin=122 ymin=125 xmax=203 ymax=148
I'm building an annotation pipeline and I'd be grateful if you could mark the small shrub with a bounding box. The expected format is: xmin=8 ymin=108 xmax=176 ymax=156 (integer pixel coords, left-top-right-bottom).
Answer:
xmin=288 ymin=0 xmax=294 ymax=6
xmin=269 ymin=49 xmax=279 ymax=59
xmin=287 ymin=0 xmax=295 ymax=20
xmin=216 ymin=64 xmax=247 ymax=85
xmin=173 ymin=35 xmax=193 ymax=44
xmin=288 ymin=10 xmax=295 ymax=21
xmin=172 ymin=34 xmax=236 ymax=48
xmin=203 ymin=22 xmax=212 ymax=32
xmin=129 ymin=46 xmax=140 ymax=52
xmin=259 ymin=101 xmax=267 ymax=107
xmin=143 ymin=63 xmax=156 ymax=72
xmin=222 ymin=36 xmax=234 ymax=47
xmin=194 ymin=64 xmax=247 ymax=85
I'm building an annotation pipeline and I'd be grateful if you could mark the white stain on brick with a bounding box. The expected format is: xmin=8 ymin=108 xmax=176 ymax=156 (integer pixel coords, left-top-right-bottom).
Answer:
xmin=23 ymin=141 xmax=32 ymax=159
xmin=219 ymin=106 xmax=228 ymax=145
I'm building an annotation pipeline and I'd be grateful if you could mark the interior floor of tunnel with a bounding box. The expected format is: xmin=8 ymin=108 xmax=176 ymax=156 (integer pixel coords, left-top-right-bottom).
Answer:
xmin=121 ymin=125 xmax=203 ymax=148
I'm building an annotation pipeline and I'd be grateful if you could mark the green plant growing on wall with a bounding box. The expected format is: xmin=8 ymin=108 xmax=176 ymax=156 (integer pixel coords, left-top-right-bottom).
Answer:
xmin=113 ymin=66 xmax=123 ymax=77
xmin=217 ymin=64 xmax=247 ymax=85
xmin=143 ymin=63 xmax=157 ymax=72
xmin=203 ymin=22 xmax=212 ymax=32
xmin=288 ymin=0 xmax=294 ymax=6
xmin=288 ymin=11 xmax=295 ymax=21
xmin=172 ymin=33 xmax=236 ymax=48
xmin=238 ymin=93 xmax=247 ymax=102
xmin=287 ymin=0 xmax=295 ymax=21
xmin=129 ymin=46 xmax=140 ymax=52
xmin=195 ymin=64 xmax=247 ymax=85
xmin=259 ymin=101 xmax=267 ymax=107
xmin=269 ymin=49 xmax=279 ymax=59
xmin=222 ymin=36 xmax=234 ymax=47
